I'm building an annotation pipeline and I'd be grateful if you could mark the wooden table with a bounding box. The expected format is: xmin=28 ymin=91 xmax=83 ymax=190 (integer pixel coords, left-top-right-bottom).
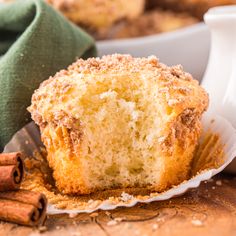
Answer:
xmin=1 ymin=174 xmax=236 ymax=236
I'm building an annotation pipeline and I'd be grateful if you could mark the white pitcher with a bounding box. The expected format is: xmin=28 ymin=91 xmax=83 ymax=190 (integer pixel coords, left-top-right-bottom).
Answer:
xmin=202 ymin=6 xmax=236 ymax=127
xmin=202 ymin=6 xmax=236 ymax=173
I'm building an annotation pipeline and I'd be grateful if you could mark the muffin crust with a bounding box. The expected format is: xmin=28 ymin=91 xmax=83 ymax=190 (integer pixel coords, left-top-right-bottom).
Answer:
xmin=29 ymin=54 xmax=208 ymax=194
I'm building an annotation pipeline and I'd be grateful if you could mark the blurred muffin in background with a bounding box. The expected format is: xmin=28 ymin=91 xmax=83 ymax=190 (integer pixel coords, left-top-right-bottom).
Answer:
xmin=2 ymin=0 xmax=236 ymax=40
xmin=147 ymin=0 xmax=236 ymax=19
xmin=107 ymin=9 xmax=198 ymax=39
xmin=46 ymin=0 xmax=145 ymax=30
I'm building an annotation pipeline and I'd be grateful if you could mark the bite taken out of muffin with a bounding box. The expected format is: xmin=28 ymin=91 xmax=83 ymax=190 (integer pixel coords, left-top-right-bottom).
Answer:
xmin=28 ymin=54 xmax=208 ymax=195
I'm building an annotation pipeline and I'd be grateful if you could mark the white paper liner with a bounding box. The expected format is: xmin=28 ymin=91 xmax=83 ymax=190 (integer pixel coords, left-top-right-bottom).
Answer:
xmin=3 ymin=113 xmax=236 ymax=215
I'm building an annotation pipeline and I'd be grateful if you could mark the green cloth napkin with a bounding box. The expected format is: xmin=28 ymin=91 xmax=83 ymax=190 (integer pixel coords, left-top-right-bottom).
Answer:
xmin=0 ymin=0 xmax=97 ymax=151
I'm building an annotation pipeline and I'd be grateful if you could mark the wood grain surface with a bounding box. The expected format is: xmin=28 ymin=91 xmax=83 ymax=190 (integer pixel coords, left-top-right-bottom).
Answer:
xmin=1 ymin=174 xmax=236 ymax=236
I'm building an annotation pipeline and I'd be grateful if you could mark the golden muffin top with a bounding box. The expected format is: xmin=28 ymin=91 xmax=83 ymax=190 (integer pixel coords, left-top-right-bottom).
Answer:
xmin=46 ymin=0 xmax=145 ymax=29
xmin=28 ymin=54 xmax=208 ymax=132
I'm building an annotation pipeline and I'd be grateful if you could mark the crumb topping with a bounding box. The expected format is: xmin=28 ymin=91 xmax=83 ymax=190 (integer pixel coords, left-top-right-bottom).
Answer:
xmin=65 ymin=54 xmax=188 ymax=78
xmin=29 ymin=54 xmax=208 ymax=130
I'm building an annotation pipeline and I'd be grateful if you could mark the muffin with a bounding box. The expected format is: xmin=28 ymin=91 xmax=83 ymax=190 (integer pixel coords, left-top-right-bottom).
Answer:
xmin=28 ymin=54 xmax=208 ymax=195
xmin=107 ymin=9 xmax=198 ymax=39
xmin=46 ymin=0 xmax=145 ymax=30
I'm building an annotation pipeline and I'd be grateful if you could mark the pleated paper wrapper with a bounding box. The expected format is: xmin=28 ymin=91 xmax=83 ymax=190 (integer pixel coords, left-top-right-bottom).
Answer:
xmin=4 ymin=113 xmax=236 ymax=214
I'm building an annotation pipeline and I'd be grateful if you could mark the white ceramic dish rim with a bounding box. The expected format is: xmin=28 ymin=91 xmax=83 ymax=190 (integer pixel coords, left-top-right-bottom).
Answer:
xmin=97 ymin=22 xmax=206 ymax=47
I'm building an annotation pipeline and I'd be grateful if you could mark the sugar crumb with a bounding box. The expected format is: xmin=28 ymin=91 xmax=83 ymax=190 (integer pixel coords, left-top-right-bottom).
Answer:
xmin=121 ymin=192 xmax=133 ymax=201
xmin=88 ymin=199 xmax=94 ymax=204
xmin=69 ymin=212 xmax=78 ymax=218
xmin=107 ymin=220 xmax=118 ymax=226
xmin=114 ymin=217 xmax=125 ymax=222
xmin=90 ymin=212 xmax=99 ymax=217
xmin=105 ymin=211 xmax=111 ymax=216
xmin=38 ymin=226 xmax=47 ymax=232
xmin=152 ymin=223 xmax=159 ymax=230
xmin=191 ymin=219 xmax=203 ymax=227
xmin=207 ymin=178 xmax=214 ymax=182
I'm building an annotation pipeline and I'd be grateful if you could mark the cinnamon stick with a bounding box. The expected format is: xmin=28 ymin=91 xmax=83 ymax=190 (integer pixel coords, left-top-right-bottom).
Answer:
xmin=0 ymin=152 xmax=24 ymax=191
xmin=0 ymin=190 xmax=47 ymax=226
